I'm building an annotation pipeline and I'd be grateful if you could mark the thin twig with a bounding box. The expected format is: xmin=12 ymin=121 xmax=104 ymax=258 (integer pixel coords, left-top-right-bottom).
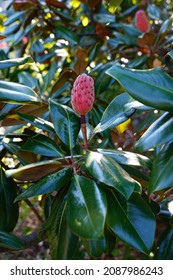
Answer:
xmin=24 ymin=199 xmax=44 ymax=224
xmin=152 ymin=187 xmax=173 ymax=203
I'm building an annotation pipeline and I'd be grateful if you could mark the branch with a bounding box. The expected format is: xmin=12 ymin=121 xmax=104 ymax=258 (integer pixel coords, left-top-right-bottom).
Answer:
xmin=24 ymin=199 xmax=44 ymax=224
xmin=152 ymin=187 xmax=173 ymax=203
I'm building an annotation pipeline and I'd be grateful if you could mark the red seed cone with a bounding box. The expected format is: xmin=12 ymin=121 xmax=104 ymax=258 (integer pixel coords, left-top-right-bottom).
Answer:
xmin=135 ymin=10 xmax=150 ymax=33
xmin=71 ymin=73 xmax=95 ymax=115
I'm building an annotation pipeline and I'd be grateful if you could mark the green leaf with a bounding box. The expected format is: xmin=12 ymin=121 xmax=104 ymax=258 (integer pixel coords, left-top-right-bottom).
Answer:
xmin=0 ymin=56 xmax=33 ymax=69
xmin=86 ymin=151 xmax=135 ymax=199
xmin=4 ymin=10 xmax=27 ymax=26
xmin=18 ymin=72 xmax=40 ymax=90
xmin=57 ymin=25 xmax=79 ymax=44
xmin=106 ymin=65 xmax=173 ymax=112
xmin=0 ymin=81 xmax=41 ymax=105
xmin=0 ymin=231 xmax=24 ymax=250
xmin=18 ymin=113 xmax=55 ymax=133
xmin=0 ymin=104 xmax=19 ymax=121
xmin=124 ymin=99 xmax=153 ymax=116
xmin=82 ymin=226 xmax=116 ymax=257
xmin=155 ymin=17 xmax=173 ymax=45
xmin=44 ymin=190 xmax=79 ymax=260
xmin=42 ymin=60 xmax=57 ymax=92
xmin=50 ymin=99 xmax=80 ymax=149
xmin=148 ymin=142 xmax=173 ymax=194
xmin=15 ymin=168 xmax=72 ymax=201
xmin=31 ymin=40 xmax=44 ymax=53
xmin=93 ymin=93 xmax=131 ymax=135
xmin=165 ymin=50 xmax=173 ymax=69
xmin=0 ymin=168 xmax=19 ymax=232
xmin=106 ymin=191 xmax=156 ymax=254
xmin=147 ymin=4 xmax=160 ymax=19
xmin=166 ymin=50 xmax=173 ymax=61
xmin=135 ymin=112 xmax=173 ymax=152
xmin=155 ymin=226 xmax=173 ymax=260
xmin=82 ymin=238 xmax=106 ymax=258
xmin=21 ymin=134 xmax=63 ymax=157
xmin=97 ymin=148 xmax=151 ymax=169
xmin=67 ymin=175 xmax=107 ymax=239
xmin=5 ymin=159 xmax=66 ymax=182
xmin=94 ymin=14 xmax=115 ymax=23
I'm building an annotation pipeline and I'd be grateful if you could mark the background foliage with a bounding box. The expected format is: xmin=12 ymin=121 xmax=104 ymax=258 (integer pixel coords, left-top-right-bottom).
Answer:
xmin=0 ymin=0 xmax=173 ymax=260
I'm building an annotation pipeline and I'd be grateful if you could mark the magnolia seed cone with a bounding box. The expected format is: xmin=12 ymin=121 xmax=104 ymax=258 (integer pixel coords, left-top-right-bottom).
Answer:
xmin=71 ymin=73 xmax=95 ymax=115
xmin=135 ymin=10 xmax=150 ymax=33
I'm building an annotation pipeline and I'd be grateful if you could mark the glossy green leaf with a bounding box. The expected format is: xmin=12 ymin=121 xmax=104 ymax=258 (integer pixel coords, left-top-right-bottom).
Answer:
xmin=82 ymin=238 xmax=106 ymax=258
xmin=149 ymin=142 xmax=173 ymax=194
xmin=165 ymin=50 xmax=173 ymax=69
xmin=43 ymin=60 xmax=57 ymax=92
xmin=106 ymin=191 xmax=156 ymax=254
xmin=155 ymin=226 xmax=173 ymax=260
xmin=106 ymin=65 xmax=173 ymax=112
xmin=44 ymin=190 xmax=79 ymax=260
xmin=147 ymin=4 xmax=160 ymax=19
xmin=4 ymin=10 xmax=27 ymax=26
xmin=57 ymin=25 xmax=79 ymax=44
xmin=0 ymin=104 xmax=19 ymax=120
xmin=0 ymin=56 xmax=33 ymax=69
xmin=86 ymin=151 xmax=135 ymax=199
xmin=15 ymin=168 xmax=72 ymax=201
xmin=3 ymin=23 xmax=19 ymax=36
xmin=67 ymin=175 xmax=107 ymax=239
xmin=135 ymin=112 xmax=173 ymax=152
xmin=127 ymin=55 xmax=148 ymax=69
xmin=18 ymin=113 xmax=55 ymax=133
xmin=18 ymin=72 xmax=40 ymax=90
xmin=97 ymin=148 xmax=151 ymax=169
xmin=14 ymin=29 xmax=26 ymax=46
xmin=124 ymin=99 xmax=153 ymax=116
xmin=0 ymin=231 xmax=24 ymax=250
xmin=0 ymin=81 xmax=41 ymax=105
xmin=155 ymin=17 xmax=173 ymax=45
xmin=21 ymin=134 xmax=63 ymax=157
xmin=94 ymin=14 xmax=115 ymax=23
xmin=31 ymin=40 xmax=44 ymax=53
xmin=5 ymin=159 xmax=66 ymax=182
xmin=166 ymin=50 xmax=173 ymax=60
xmin=82 ymin=226 xmax=116 ymax=257
xmin=93 ymin=93 xmax=132 ymax=135
xmin=0 ymin=168 xmax=19 ymax=231
xmin=50 ymin=99 xmax=80 ymax=149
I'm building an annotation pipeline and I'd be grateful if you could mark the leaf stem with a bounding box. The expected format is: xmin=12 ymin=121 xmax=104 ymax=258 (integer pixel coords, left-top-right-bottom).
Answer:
xmin=80 ymin=115 xmax=88 ymax=150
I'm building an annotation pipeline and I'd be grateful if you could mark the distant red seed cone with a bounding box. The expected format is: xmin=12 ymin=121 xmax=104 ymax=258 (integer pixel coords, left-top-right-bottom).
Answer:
xmin=135 ymin=10 xmax=150 ymax=33
xmin=71 ymin=73 xmax=95 ymax=115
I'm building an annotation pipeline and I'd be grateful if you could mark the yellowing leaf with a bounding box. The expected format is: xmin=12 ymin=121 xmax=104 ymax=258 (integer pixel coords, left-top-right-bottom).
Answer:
xmin=116 ymin=119 xmax=131 ymax=134
xmin=70 ymin=0 xmax=80 ymax=8
xmin=81 ymin=16 xmax=89 ymax=27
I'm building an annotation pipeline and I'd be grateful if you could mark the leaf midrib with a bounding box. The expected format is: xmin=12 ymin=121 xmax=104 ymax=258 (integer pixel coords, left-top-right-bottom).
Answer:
xmin=109 ymin=68 xmax=173 ymax=95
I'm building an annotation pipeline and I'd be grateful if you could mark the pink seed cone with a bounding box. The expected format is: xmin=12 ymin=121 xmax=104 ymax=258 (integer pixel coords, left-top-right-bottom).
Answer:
xmin=135 ymin=10 xmax=150 ymax=33
xmin=71 ymin=73 xmax=95 ymax=115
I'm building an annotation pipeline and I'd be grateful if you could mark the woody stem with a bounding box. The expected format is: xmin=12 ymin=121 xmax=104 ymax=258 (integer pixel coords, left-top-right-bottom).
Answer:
xmin=80 ymin=115 xmax=88 ymax=149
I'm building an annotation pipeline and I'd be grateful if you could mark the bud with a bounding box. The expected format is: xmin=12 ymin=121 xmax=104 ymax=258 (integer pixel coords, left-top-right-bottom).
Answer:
xmin=71 ymin=73 xmax=95 ymax=115
xmin=135 ymin=10 xmax=150 ymax=33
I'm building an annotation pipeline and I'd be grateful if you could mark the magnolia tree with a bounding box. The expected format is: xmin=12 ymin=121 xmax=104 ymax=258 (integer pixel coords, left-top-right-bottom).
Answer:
xmin=0 ymin=0 xmax=173 ymax=260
